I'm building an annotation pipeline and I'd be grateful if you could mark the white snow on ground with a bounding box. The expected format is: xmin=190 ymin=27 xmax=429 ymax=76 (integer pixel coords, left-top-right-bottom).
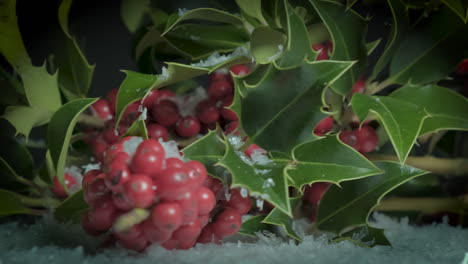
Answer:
xmin=0 ymin=214 xmax=467 ymax=264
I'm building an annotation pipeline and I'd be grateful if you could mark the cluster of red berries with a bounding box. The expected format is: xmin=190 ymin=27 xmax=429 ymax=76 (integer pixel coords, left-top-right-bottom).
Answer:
xmin=79 ymin=136 xmax=251 ymax=251
xmin=339 ymin=123 xmax=378 ymax=154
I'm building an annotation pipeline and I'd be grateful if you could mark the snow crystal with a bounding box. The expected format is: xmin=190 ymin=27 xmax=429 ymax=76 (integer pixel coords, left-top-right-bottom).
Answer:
xmin=227 ymin=134 xmax=244 ymax=150
xmin=191 ymin=47 xmax=249 ymax=68
xmin=214 ymin=67 xmax=229 ymax=74
xmin=262 ymin=178 xmax=275 ymax=188
xmin=138 ymin=107 xmax=148 ymax=121
xmin=178 ymin=8 xmax=190 ymax=16
xmin=159 ymin=66 xmax=169 ymax=81
xmin=64 ymin=166 xmax=83 ymax=193
xmin=1 ymin=214 xmax=468 ymax=263
xmin=189 ymin=35 xmax=201 ymax=41
xmin=224 ymin=188 xmax=232 ymax=201
xmin=250 ymin=150 xmax=273 ymax=165
xmin=235 ymin=150 xmax=255 ymax=166
xmin=267 ymin=44 xmax=284 ymax=62
xmin=255 ymin=169 xmax=272 ymax=175
xmin=159 ymin=138 xmax=183 ymax=160
xmin=255 ymin=198 xmax=264 ymax=210
xmin=123 ymin=137 xmax=144 ymax=157
xmin=82 ymin=163 xmax=101 ymax=174
xmin=240 ymin=187 xmax=249 ymax=198
xmin=173 ymin=87 xmax=208 ymax=117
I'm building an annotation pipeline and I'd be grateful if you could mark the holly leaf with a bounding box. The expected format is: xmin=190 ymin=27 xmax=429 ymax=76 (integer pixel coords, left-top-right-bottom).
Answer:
xmin=351 ymin=93 xmax=428 ymax=163
xmin=54 ymin=190 xmax=88 ymax=223
xmin=122 ymin=119 xmax=148 ymax=139
xmin=286 ymin=136 xmax=381 ymax=191
xmin=262 ymin=197 xmax=302 ymax=241
xmin=332 ymin=225 xmax=391 ymax=247
xmin=162 ymin=8 xmax=244 ymax=35
xmin=371 ymin=0 xmax=409 ymax=79
xmin=250 ymin=26 xmax=286 ymax=64
xmin=217 ymin=139 xmax=291 ymax=216
xmin=441 ymin=0 xmax=468 ymax=23
xmin=365 ymin=38 xmax=381 ymax=56
xmin=235 ymin=0 xmax=268 ymax=25
xmin=388 ymin=7 xmax=468 ymax=85
xmin=182 ymin=130 xmax=225 ymax=176
xmin=238 ymin=214 xmax=271 ymax=236
xmin=121 ymin=0 xmax=150 ymax=33
xmin=390 ymin=84 xmax=468 ymax=135
xmin=0 ymin=67 xmax=25 ymax=106
xmin=56 ymin=0 xmax=95 ymax=101
xmin=20 ymin=64 xmax=62 ymax=111
xmin=309 ymin=0 xmax=367 ymax=95
xmin=275 ymin=1 xmax=313 ymax=69
xmin=2 ymin=106 xmax=54 ymax=138
xmin=0 ymin=136 xmax=34 ymax=181
xmin=47 ymin=98 xmax=98 ymax=190
xmin=317 ymin=161 xmax=427 ymax=234
xmin=237 ymin=60 xmax=354 ymax=153
xmin=0 ymin=189 xmax=37 ymax=217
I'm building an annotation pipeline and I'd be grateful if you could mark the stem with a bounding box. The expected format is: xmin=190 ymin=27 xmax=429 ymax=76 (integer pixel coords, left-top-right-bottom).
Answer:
xmin=366 ymin=154 xmax=468 ymax=176
xmin=370 ymin=79 xmax=394 ymax=95
xmin=375 ymin=197 xmax=466 ymax=214
xmin=77 ymin=114 xmax=105 ymax=128
xmin=18 ymin=194 xmax=61 ymax=208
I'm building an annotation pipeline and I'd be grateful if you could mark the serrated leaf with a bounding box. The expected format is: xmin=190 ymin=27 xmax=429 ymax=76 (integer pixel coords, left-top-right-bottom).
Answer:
xmin=365 ymin=38 xmax=381 ymax=56
xmin=54 ymin=190 xmax=87 ymax=223
xmin=20 ymin=64 xmax=62 ymax=110
xmin=309 ymin=0 xmax=367 ymax=95
xmin=238 ymin=60 xmax=354 ymax=153
xmin=287 ymin=136 xmax=381 ymax=190
xmin=332 ymin=225 xmax=391 ymax=247
xmin=389 ymin=7 xmax=468 ymax=85
xmin=47 ymin=98 xmax=98 ymax=190
xmin=217 ymin=139 xmax=291 ymax=216
xmin=441 ymin=0 xmax=467 ymax=23
xmin=121 ymin=0 xmax=150 ymax=33
xmin=0 ymin=136 xmax=34 ymax=180
xmin=275 ymin=1 xmax=313 ymax=69
xmin=162 ymin=8 xmax=244 ymax=36
xmin=262 ymin=197 xmax=302 ymax=241
xmin=372 ymin=0 xmax=409 ymax=79
xmin=0 ymin=189 xmax=36 ymax=217
xmin=56 ymin=0 xmax=95 ymax=101
xmin=250 ymin=26 xmax=286 ymax=64
xmin=317 ymin=161 xmax=427 ymax=234
xmin=236 ymin=0 xmax=267 ymax=25
xmin=182 ymin=130 xmax=225 ymax=176
xmin=390 ymin=84 xmax=468 ymax=135
xmin=351 ymin=93 xmax=428 ymax=163
xmin=2 ymin=106 xmax=54 ymax=138
xmin=238 ymin=214 xmax=270 ymax=236
xmin=122 ymin=120 xmax=148 ymax=139
xmin=0 ymin=67 xmax=24 ymax=106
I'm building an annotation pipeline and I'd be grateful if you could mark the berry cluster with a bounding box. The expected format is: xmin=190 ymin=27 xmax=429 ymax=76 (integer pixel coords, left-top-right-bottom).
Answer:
xmin=80 ymin=136 xmax=251 ymax=251
xmin=339 ymin=124 xmax=378 ymax=154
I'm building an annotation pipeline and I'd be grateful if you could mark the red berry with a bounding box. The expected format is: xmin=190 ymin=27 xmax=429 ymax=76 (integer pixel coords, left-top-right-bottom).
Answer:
xmin=352 ymin=79 xmax=366 ymax=94
xmin=130 ymin=140 xmax=165 ymax=177
xmin=186 ymin=160 xmax=207 ymax=187
xmin=151 ymin=202 xmax=184 ymax=231
xmin=92 ymin=137 xmax=109 ymax=162
xmin=141 ymin=219 xmax=172 ymax=244
xmin=230 ymin=64 xmax=250 ymax=76
xmin=176 ymin=190 xmax=199 ymax=225
xmin=156 ymin=167 xmax=191 ymax=200
xmin=122 ymin=101 xmax=141 ymax=123
xmin=196 ymin=186 xmax=216 ymax=215
xmin=114 ymin=223 xmax=143 ymax=242
xmin=198 ymin=214 xmax=210 ymax=228
xmin=355 ymin=125 xmax=378 ymax=153
xmin=81 ymin=210 xmax=105 ymax=236
xmin=142 ymin=89 xmax=159 ymax=109
xmin=82 ymin=169 xmax=103 ymax=188
xmin=312 ymin=43 xmax=329 ymax=61
xmin=102 ymin=127 xmax=120 ymax=144
xmin=456 ymin=59 xmax=468 ymax=75
xmin=91 ymin=99 xmax=113 ymax=121
xmin=138 ymin=138 xmax=165 ymax=155
xmin=105 ymin=88 xmax=118 ymax=114
xmin=103 ymin=142 xmax=125 ymax=164
xmin=176 ymin=116 xmax=201 ymax=138
xmin=118 ymin=234 xmax=148 ymax=252
xmin=84 ymin=178 xmax=109 ymax=205
xmin=212 ymin=208 xmax=242 ymax=237
xmin=339 ymin=130 xmax=360 ymax=150
xmin=124 ymin=174 xmax=156 ymax=208
xmin=88 ymin=195 xmax=117 ymax=231
xmin=147 ymin=123 xmax=169 ymax=141
xmin=220 ymin=96 xmax=238 ymax=121
xmin=210 ymin=70 xmax=229 ymax=82
xmin=208 ymin=80 xmax=233 ymax=100
xmin=224 ymin=121 xmax=238 ymax=134
xmin=222 ymin=188 xmax=251 ymax=215
xmin=152 ymin=99 xmax=180 ymax=127
xmin=52 ymin=173 xmax=77 ymax=199
xmin=244 ymin=144 xmax=266 ymax=158
xmin=173 ymin=220 xmax=202 ymax=242
xmin=303 ymin=182 xmax=330 ymax=205
xmin=105 ymin=153 xmax=131 ymax=192
xmin=196 ymin=99 xmax=220 ymax=124
xmin=208 ymin=177 xmax=224 ymax=199
xmin=314 ymin=116 xmax=334 ymax=136
xmin=111 ymin=192 xmax=133 ymax=211
xmin=156 ymin=89 xmax=176 ymax=101
xmin=197 ymin=224 xmax=222 ymax=244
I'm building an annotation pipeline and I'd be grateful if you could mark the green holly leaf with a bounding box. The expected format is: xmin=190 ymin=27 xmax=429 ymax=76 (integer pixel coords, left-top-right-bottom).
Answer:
xmin=56 ymin=0 xmax=95 ymax=101
xmin=20 ymin=64 xmax=62 ymax=111
xmin=371 ymin=0 xmax=409 ymax=79
xmin=217 ymin=138 xmax=291 ymax=216
xmin=182 ymin=130 xmax=225 ymax=176
xmin=351 ymin=93 xmax=428 ymax=163
xmin=332 ymin=225 xmax=391 ymax=247
xmin=0 ymin=67 xmax=25 ymax=106
xmin=365 ymin=38 xmax=381 ymax=56
xmin=250 ymin=26 xmax=286 ymax=64
xmin=122 ymin=119 xmax=149 ymax=139
xmin=0 ymin=189 xmax=37 ymax=217
xmin=2 ymin=106 xmax=54 ymax=138
xmin=275 ymin=1 xmax=313 ymax=69
xmin=262 ymin=197 xmax=302 ymax=241
xmin=238 ymin=60 xmax=354 ymax=153
xmin=162 ymin=8 xmax=244 ymax=35
xmin=388 ymin=7 xmax=468 ymax=85
xmin=390 ymin=84 xmax=468 ymax=135
xmin=317 ymin=161 xmax=427 ymax=235
xmin=121 ymin=0 xmax=151 ymax=33
xmin=54 ymin=190 xmax=88 ymax=223
xmin=0 ymin=136 xmax=34 ymax=181
xmin=238 ymin=214 xmax=271 ymax=236
xmin=235 ymin=0 xmax=268 ymax=25
xmin=309 ymin=0 xmax=367 ymax=95
xmin=441 ymin=0 xmax=468 ymax=23
xmin=286 ymin=136 xmax=382 ymax=191
xmin=47 ymin=98 xmax=98 ymax=190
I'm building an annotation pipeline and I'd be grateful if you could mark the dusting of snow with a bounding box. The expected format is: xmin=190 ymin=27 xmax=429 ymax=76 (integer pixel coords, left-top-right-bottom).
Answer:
xmin=241 ymin=214 xmax=253 ymax=223
xmin=190 ymin=35 xmax=201 ymax=41
xmin=255 ymin=198 xmax=264 ymax=210
xmin=267 ymin=44 xmax=283 ymax=62
xmin=191 ymin=47 xmax=250 ymax=68
xmin=138 ymin=107 xmax=148 ymax=121
xmin=291 ymin=218 xmax=310 ymax=240
xmin=240 ymin=187 xmax=249 ymax=198
xmin=224 ymin=188 xmax=231 ymax=201
xmin=82 ymin=163 xmax=101 ymax=174
xmin=178 ymin=8 xmax=190 ymax=16
xmin=262 ymin=178 xmax=275 ymax=188
xmin=123 ymin=137 xmax=144 ymax=157
xmin=159 ymin=138 xmax=183 ymax=160
xmin=64 ymin=166 xmax=83 ymax=194
xmin=214 ymin=67 xmax=229 ymax=74
xmin=251 ymin=150 xmax=273 ymax=165
xmin=228 ymin=134 xmax=244 ymax=150
xmin=255 ymin=169 xmax=272 ymax=175
xmin=173 ymin=87 xmax=208 ymax=117
xmin=236 ymin=150 xmax=255 ymax=166
xmin=159 ymin=66 xmax=169 ymax=81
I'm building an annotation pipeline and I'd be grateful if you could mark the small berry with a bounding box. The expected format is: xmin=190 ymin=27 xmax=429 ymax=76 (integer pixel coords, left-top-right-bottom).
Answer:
xmin=196 ymin=186 xmax=216 ymax=215
xmin=196 ymin=99 xmax=220 ymax=124
xmin=122 ymin=101 xmax=141 ymax=123
xmin=208 ymin=80 xmax=233 ymax=100
xmin=151 ymin=202 xmax=184 ymax=231
xmin=147 ymin=123 xmax=169 ymax=141
xmin=197 ymin=224 xmax=222 ymax=244
xmin=84 ymin=178 xmax=109 ymax=205
xmin=355 ymin=125 xmax=378 ymax=153
xmin=141 ymin=219 xmax=172 ymax=244
xmin=312 ymin=43 xmax=329 ymax=61
xmin=82 ymin=170 xmax=104 ymax=188
xmin=105 ymin=153 xmax=131 ymax=192
xmin=155 ymin=167 xmax=191 ymax=199
xmin=92 ymin=137 xmax=109 ymax=162
xmin=186 ymin=160 xmax=207 ymax=186
xmin=114 ymin=223 xmax=143 ymax=242
xmin=172 ymin=220 xmax=203 ymax=242
xmin=118 ymin=234 xmax=148 ymax=252
xmin=303 ymin=182 xmax=330 ymax=205
xmin=339 ymin=130 xmax=360 ymax=150
xmin=91 ymin=99 xmax=113 ymax=121
xmin=212 ymin=208 xmax=242 ymax=237
xmin=102 ymin=126 xmax=120 ymax=144
xmin=176 ymin=116 xmax=201 ymax=138
xmin=224 ymin=121 xmax=238 ymax=134
xmin=176 ymin=190 xmax=199 ymax=225
xmin=314 ymin=116 xmax=334 ymax=136
xmin=112 ymin=192 xmax=133 ymax=211
xmin=210 ymin=70 xmax=229 ymax=82
xmin=220 ymin=96 xmax=238 ymax=121
xmin=124 ymin=174 xmax=156 ymax=208
xmin=142 ymin=89 xmax=159 ymax=109
xmin=222 ymin=188 xmax=251 ymax=215
xmin=105 ymin=88 xmax=118 ymax=114
xmin=88 ymin=195 xmax=117 ymax=231
xmin=52 ymin=173 xmax=78 ymax=199
xmin=230 ymin=64 xmax=250 ymax=76
xmin=152 ymin=99 xmax=180 ymax=127
xmin=352 ymin=79 xmax=366 ymax=94
xmin=81 ymin=210 xmax=104 ymax=236
xmin=456 ymin=59 xmax=468 ymax=75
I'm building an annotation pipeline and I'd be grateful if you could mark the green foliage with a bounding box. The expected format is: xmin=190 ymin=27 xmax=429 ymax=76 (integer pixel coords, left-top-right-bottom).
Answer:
xmin=123 ymin=120 xmax=149 ymax=139
xmin=262 ymin=197 xmax=302 ymax=240
xmin=121 ymin=0 xmax=151 ymax=33
xmin=238 ymin=215 xmax=271 ymax=236
xmin=54 ymin=190 xmax=87 ymax=223
xmin=182 ymin=130 xmax=225 ymax=176
xmin=0 ymin=190 xmax=37 ymax=217
xmin=331 ymin=225 xmax=391 ymax=247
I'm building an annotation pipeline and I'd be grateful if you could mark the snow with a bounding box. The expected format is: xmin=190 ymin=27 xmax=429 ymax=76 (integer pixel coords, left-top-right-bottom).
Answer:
xmin=138 ymin=107 xmax=148 ymax=121
xmin=191 ymin=47 xmax=249 ymax=68
xmin=227 ymin=134 xmax=244 ymax=150
xmin=250 ymin=150 xmax=273 ymax=165
xmin=64 ymin=166 xmax=83 ymax=193
xmin=0 ymin=214 xmax=467 ymax=263
xmin=122 ymin=137 xmax=144 ymax=157
xmin=159 ymin=66 xmax=169 ymax=81
xmin=82 ymin=163 xmax=101 ymax=174
xmin=262 ymin=178 xmax=275 ymax=188
xmin=178 ymin=8 xmax=190 ymax=17
xmin=173 ymin=87 xmax=208 ymax=117
xmin=159 ymin=138 xmax=183 ymax=160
